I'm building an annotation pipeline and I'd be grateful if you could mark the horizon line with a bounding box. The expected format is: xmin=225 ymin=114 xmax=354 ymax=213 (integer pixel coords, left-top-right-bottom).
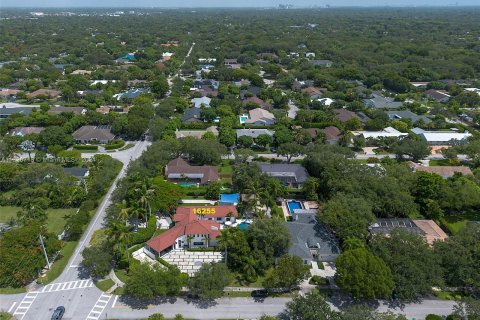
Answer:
xmin=1 ymin=5 xmax=480 ymax=9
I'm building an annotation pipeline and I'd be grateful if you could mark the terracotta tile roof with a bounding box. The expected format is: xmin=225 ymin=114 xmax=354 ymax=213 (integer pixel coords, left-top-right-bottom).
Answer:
xmin=146 ymin=205 xmax=237 ymax=253
xmin=412 ymin=219 xmax=449 ymax=245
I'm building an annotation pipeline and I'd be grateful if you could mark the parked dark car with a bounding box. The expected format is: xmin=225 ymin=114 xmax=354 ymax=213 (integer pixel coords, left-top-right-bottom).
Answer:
xmin=51 ymin=306 xmax=65 ymax=320
xmin=251 ymin=289 xmax=268 ymax=298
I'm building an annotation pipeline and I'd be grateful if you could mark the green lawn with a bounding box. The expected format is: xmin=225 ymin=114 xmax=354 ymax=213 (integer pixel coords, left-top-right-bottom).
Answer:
xmin=95 ymin=279 xmax=115 ymax=292
xmin=229 ymin=269 xmax=273 ymax=288
xmin=0 ymin=206 xmax=76 ymax=236
xmin=0 ymin=287 xmax=26 ymax=294
xmin=39 ymin=241 xmax=78 ymax=285
xmin=441 ymin=210 xmax=480 ymax=235
xmin=0 ymin=312 xmax=14 ymax=320
xmin=219 ymin=160 xmax=234 ymax=174
xmin=112 ymin=286 xmax=125 ymax=295
xmin=429 ymin=159 xmax=451 ymax=166
xmin=434 ymin=290 xmax=466 ymax=300
xmin=114 ymin=269 xmax=131 ymax=284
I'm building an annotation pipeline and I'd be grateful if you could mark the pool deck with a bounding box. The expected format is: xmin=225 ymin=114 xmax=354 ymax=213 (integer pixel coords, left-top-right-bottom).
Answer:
xmin=282 ymin=200 xmax=320 ymax=220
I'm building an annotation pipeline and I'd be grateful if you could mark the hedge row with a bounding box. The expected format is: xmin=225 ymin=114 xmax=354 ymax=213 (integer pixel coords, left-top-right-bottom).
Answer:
xmin=127 ymin=216 xmax=157 ymax=247
xmin=104 ymin=140 xmax=126 ymax=150
xmin=73 ymin=144 xmax=98 ymax=150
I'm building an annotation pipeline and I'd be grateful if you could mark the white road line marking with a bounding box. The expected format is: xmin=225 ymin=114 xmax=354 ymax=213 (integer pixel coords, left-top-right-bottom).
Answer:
xmin=8 ymin=302 xmax=17 ymax=313
xmin=13 ymin=292 xmax=38 ymax=320
xmin=112 ymin=295 xmax=118 ymax=308
xmin=37 ymin=280 xmax=93 ymax=293
xmin=85 ymin=293 xmax=112 ymax=320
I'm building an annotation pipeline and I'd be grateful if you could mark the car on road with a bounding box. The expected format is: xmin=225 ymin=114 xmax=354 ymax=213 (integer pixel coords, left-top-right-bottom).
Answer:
xmin=51 ymin=306 xmax=65 ymax=320
xmin=251 ymin=289 xmax=268 ymax=298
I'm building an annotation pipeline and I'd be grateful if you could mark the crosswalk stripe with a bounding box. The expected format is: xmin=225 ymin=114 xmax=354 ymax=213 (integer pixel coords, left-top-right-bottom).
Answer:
xmin=13 ymin=292 xmax=38 ymax=320
xmin=85 ymin=293 xmax=112 ymax=320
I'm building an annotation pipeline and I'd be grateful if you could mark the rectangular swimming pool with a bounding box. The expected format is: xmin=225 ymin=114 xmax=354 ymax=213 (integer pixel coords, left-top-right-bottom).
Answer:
xmin=287 ymin=200 xmax=303 ymax=214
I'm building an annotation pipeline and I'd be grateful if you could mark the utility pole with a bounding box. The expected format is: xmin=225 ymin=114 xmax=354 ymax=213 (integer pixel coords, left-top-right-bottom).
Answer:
xmin=39 ymin=235 xmax=51 ymax=270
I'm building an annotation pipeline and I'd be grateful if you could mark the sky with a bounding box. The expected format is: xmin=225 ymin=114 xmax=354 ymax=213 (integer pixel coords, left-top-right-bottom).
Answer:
xmin=0 ymin=0 xmax=477 ymax=7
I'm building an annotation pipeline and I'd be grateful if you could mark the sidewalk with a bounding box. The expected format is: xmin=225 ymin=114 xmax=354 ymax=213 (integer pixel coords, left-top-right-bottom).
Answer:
xmin=107 ymin=269 xmax=124 ymax=294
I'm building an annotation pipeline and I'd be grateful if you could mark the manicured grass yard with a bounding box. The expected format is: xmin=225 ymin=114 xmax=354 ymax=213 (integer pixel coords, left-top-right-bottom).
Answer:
xmin=115 ymin=269 xmax=131 ymax=284
xmin=0 ymin=206 xmax=76 ymax=236
xmin=0 ymin=312 xmax=14 ymax=320
xmin=39 ymin=241 xmax=78 ymax=285
xmin=0 ymin=287 xmax=26 ymax=294
xmin=434 ymin=290 xmax=466 ymax=300
xmin=95 ymin=279 xmax=115 ymax=292
xmin=441 ymin=210 xmax=480 ymax=235
xmin=429 ymin=159 xmax=451 ymax=166
xmin=229 ymin=268 xmax=273 ymax=288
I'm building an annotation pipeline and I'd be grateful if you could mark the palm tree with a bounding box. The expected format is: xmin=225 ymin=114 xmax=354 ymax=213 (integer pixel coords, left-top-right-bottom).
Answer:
xmin=136 ymin=179 xmax=155 ymax=223
xmin=203 ymin=234 xmax=210 ymax=247
xmin=19 ymin=140 xmax=35 ymax=162
xmin=117 ymin=200 xmax=131 ymax=226
xmin=242 ymin=257 xmax=258 ymax=283
xmin=244 ymin=178 xmax=263 ymax=216
xmin=106 ymin=220 xmax=129 ymax=254
xmin=339 ymin=130 xmax=353 ymax=147
xmin=186 ymin=235 xmax=194 ymax=249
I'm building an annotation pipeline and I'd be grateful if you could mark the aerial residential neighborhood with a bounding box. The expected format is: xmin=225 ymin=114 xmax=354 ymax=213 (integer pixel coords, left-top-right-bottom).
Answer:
xmin=0 ymin=4 xmax=480 ymax=320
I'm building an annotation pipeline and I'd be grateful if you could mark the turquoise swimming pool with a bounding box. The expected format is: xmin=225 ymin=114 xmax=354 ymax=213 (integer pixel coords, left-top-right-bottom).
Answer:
xmin=287 ymin=200 xmax=303 ymax=214
xmin=238 ymin=222 xmax=251 ymax=230
xmin=239 ymin=115 xmax=248 ymax=124
xmin=178 ymin=182 xmax=197 ymax=187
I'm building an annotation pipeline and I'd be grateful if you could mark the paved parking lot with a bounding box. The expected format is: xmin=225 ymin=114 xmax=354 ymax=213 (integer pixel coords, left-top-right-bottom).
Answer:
xmin=162 ymin=250 xmax=224 ymax=276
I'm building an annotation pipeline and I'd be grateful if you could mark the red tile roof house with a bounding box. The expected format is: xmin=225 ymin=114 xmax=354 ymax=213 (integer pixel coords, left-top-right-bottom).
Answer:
xmin=165 ymin=158 xmax=219 ymax=186
xmin=146 ymin=206 xmax=238 ymax=257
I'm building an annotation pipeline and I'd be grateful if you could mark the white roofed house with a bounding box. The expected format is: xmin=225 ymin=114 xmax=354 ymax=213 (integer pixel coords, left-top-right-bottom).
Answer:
xmin=353 ymin=127 xmax=408 ymax=139
xmin=411 ymin=127 xmax=471 ymax=145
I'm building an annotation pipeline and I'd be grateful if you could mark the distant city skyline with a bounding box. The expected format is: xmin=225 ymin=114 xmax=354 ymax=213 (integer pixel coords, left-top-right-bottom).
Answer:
xmin=0 ymin=0 xmax=477 ymax=8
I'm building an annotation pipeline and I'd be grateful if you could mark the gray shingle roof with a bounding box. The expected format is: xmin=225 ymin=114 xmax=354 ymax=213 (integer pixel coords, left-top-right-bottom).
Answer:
xmin=386 ymin=111 xmax=432 ymax=124
xmin=363 ymin=94 xmax=403 ymax=109
xmin=285 ymin=213 xmax=341 ymax=262
xmin=182 ymin=108 xmax=202 ymax=122
xmin=236 ymin=129 xmax=274 ymax=138
xmin=257 ymin=163 xmax=309 ymax=184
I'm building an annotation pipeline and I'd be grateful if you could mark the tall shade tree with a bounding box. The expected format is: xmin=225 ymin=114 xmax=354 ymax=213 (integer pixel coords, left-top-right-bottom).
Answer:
xmin=370 ymin=229 xmax=443 ymax=300
xmin=188 ymin=262 xmax=232 ymax=299
xmin=335 ymin=247 xmax=394 ymax=299
xmin=284 ymin=292 xmax=341 ymax=320
xmin=321 ymin=194 xmax=375 ymax=241
xmin=263 ymin=255 xmax=309 ymax=291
